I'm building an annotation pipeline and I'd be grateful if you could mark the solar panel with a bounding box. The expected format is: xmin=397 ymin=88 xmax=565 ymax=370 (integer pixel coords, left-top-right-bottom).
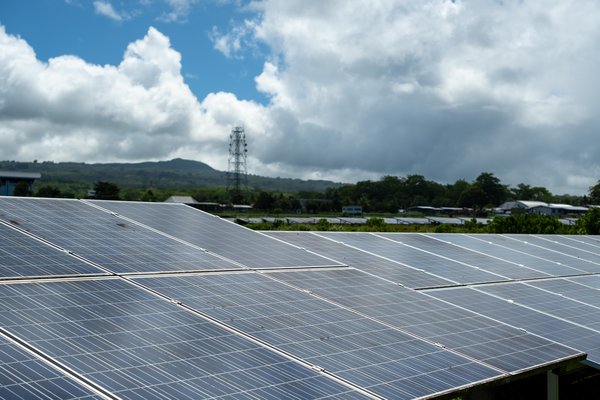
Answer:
xmin=396 ymin=218 xmax=430 ymax=225
xmin=265 ymin=231 xmax=452 ymax=289
xmin=0 ymin=198 xmax=239 ymax=274
xmin=318 ymin=232 xmax=504 ymax=285
xmin=427 ymin=286 xmax=600 ymax=363
xmin=0 ymin=278 xmax=366 ymax=399
xmin=538 ymin=235 xmax=600 ymax=251
xmin=265 ymin=268 xmax=582 ymax=374
xmin=87 ymin=200 xmax=340 ymax=269
xmin=567 ymin=275 xmax=600 ymax=289
xmin=518 ymin=235 xmax=600 ymax=265
xmin=430 ymin=234 xmax=575 ymax=277
xmin=0 ymin=333 xmax=103 ymax=399
xmin=561 ymin=235 xmax=600 ymax=247
xmin=528 ymin=278 xmax=600 ymax=309
xmin=427 ymin=217 xmax=464 ymax=225
xmin=478 ymin=282 xmax=600 ymax=332
xmin=382 ymin=233 xmax=550 ymax=280
xmin=479 ymin=234 xmax=595 ymax=274
xmin=0 ymin=222 xmax=106 ymax=278
xmin=133 ymin=271 xmax=502 ymax=399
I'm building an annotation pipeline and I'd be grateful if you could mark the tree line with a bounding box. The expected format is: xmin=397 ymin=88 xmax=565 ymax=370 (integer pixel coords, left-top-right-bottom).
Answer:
xmin=20 ymin=172 xmax=600 ymax=215
xmin=320 ymin=172 xmax=597 ymax=213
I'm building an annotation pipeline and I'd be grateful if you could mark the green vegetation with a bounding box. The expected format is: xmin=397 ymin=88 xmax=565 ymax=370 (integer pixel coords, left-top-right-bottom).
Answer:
xmin=6 ymin=158 xmax=600 ymax=236
xmin=0 ymin=159 xmax=341 ymax=198
xmin=243 ymin=211 xmax=600 ymax=234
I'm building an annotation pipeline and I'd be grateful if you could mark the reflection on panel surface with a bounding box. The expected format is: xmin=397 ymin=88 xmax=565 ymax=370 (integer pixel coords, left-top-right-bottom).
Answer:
xmin=0 ymin=198 xmax=238 ymax=273
xmin=0 ymin=223 xmax=105 ymax=278
xmin=0 ymin=334 xmax=102 ymax=399
xmin=0 ymin=278 xmax=365 ymax=399
xmin=135 ymin=271 xmax=500 ymax=399
xmin=90 ymin=201 xmax=340 ymax=269
xmin=265 ymin=231 xmax=452 ymax=289
xmin=428 ymin=285 xmax=600 ymax=363
xmin=266 ymin=268 xmax=582 ymax=373
xmin=318 ymin=232 xmax=504 ymax=285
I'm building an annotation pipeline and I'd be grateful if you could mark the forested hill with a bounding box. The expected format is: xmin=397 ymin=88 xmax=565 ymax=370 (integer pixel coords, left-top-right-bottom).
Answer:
xmin=0 ymin=159 xmax=341 ymax=192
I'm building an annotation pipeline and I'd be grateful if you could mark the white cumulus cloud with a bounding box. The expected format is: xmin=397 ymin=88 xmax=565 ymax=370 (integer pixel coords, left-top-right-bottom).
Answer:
xmin=0 ymin=25 xmax=254 ymax=170
xmin=3 ymin=0 xmax=600 ymax=195
xmin=241 ymin=0 xmax=600 ymax=194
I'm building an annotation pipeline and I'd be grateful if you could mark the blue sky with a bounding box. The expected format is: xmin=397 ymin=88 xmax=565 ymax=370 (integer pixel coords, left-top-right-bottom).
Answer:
xmin=1 ymin=1 xmax=600 ymax=195
xmin=0 ymin=0 xmax=266 ymax=102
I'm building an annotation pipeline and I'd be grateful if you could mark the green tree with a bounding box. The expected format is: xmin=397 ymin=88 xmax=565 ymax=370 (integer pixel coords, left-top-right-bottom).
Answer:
xmin=93 ymin=181 xmax=121 ymax=200
xmin=488 ymin=214 xmax=564 ymax=234
xmin=35 ymin=185 xmax=62 ymax=198
xmin=474 ymin=172 xmax=509 ymax=207
xmin=589 ymin=180 xmax=600 ymax=204
xmin=141 ymin=189 xmax=158 ymax=202
xmin=577 ymin=208 xmax=600 ymax=234
xmin=13 ymin=181 xmax=33 ymax=197
xmin=511 ymin=183 xmax=552 ymax=202
xmin=254 ymin=191 xmax=276 ymax=211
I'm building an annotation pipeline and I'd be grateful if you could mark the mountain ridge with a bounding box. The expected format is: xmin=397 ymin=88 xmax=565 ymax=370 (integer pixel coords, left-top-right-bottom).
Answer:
xmin=0 ymin=158 xmax=342 ymax=193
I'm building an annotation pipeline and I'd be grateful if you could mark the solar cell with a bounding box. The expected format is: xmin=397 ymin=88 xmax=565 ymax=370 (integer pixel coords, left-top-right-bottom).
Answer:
xmin=541 ymin=235 xmax=600 ymax=252
xmin=505 ymin=235 xmax=600 ymax=270
xmin=265 ymin=231 xmax=452 ymax=289
xmin=265 ymin=268 xmax=582 ymax=374
xmin=87 ymin=200 xmax=340 ymax=269
xmin=478 ymin=282 xmax=600 ymax=332
xmin=0 ymin=333 xmax=103 ymax=399
xmin=0 ymin=222 xmax=106 ymax=278
xmin=134 ymin=271 xmax=501 ymax=399
xmin=431 ymin=234 xmax=575 ymax=277
xmin=561 ymin=235 xmax=600 ymax=247
xmin=0 ymin=278 xmax=366 ymax=399
xmin=386 ymin=233 xmax=551 ymax=280
xmin=427 ymin=286 xmax=600 ymax=363
xmin=479 ymin=234 xmax=595 ymax=273
xmin=567 ymin=275 xmax=600 ymax=290
xmin=318 ymin=232 xmax=503 ymax=285
xmin=529 ymin=278 xmax=600 ymax=309
xmin=0 ymin=198 xmax=239 ymax=274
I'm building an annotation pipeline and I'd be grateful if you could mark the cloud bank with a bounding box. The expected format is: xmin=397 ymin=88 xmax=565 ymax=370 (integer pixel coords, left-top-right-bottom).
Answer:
xmin=2 ymin=0 xmax=600 ymax=194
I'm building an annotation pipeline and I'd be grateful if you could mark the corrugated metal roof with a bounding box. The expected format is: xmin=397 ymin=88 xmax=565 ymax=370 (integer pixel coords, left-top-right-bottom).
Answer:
xmin=0 ymin=171 xmax=41 ymax=179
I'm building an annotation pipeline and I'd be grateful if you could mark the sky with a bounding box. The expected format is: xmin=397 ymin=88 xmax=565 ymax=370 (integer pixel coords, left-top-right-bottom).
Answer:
xmin=1 ymin=0 xmax=599 ymax=195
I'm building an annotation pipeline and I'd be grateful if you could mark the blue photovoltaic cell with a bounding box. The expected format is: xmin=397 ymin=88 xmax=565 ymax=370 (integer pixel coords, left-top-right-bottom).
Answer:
xmin=266 ymin=268 xmax=582 ymax=374
xmin=134 ymin=272 xmax=501 ymax=399
xmin=427 ymin=287 xmax=600 ymax=363
xmin=318 ymin=232 xmax=503 ymax=285
xmin=478 ymin=282 xmax=600 ymax=332
xmin=432 ymin=234 xmax=577 ymax=277
xmin=88 ymin=200 xmax=340 ymax=269
xmin=0 ymin=198 xmax=239 ymax=274
xmin=568 ymin=275 xmax=600 ymax=289
xmin=505 ymin=235 xmax=600 ymax=270
xmin=479 ymin=234 xmax=595 ymax=273
xmin=0 ymin=334 xmax=102 ymax=399
xmin=0 ymin=223 xmax=106 ymax=278
xmin=541 ymin=235 xmax=600 ymax=252
xmin=414 ymin=233 xmax=551 ymax=279
xmin=264 ymin=231 xmax=452 ymax=289
xmin=0 ymin=278 xmax=366 ymax=400
xmin=560 ymin=235 xmax=600 ymax=248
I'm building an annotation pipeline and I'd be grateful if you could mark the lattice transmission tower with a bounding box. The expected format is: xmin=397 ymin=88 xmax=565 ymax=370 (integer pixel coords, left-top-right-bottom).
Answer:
xmin=227 ymin=126 xmax=248 ymax=203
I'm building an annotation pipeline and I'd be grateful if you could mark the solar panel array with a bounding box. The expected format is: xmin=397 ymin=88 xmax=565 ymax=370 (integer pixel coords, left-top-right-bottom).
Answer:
xmin=268 ymin=231 xmax=600 ymax=366
xmin=0 ymin=198 xmax=595 ymax=399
